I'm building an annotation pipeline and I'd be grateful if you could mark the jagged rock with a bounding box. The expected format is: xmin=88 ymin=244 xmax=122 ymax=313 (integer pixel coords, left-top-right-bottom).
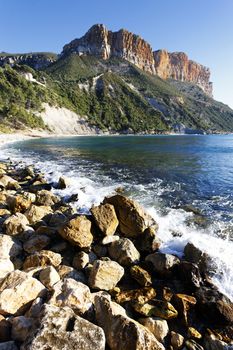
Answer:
xmin=25 ymin=297 xmax=44 ymax=318
xmin=57 ymin=176 xmax=71 ymax=189
xmin=39 ymin=266 xmax=60 ymax=289
xmin=133 ymin=299 xmax=178 ymax=319
xmin=36 ymin=190 xmax=60 ymax=206
xmin=10 ymin=316 xmax=32 ymax=342
xmin=104 ymin=195 xmax=155 ymax=237
xmin=115 ymin=287 xmax=156 ymax=304
xmin=21 ymin=304 xmax=105 ymax=350
xmin=171 ymin=331 xmax=184 ymax=349
xmin=23 ymin=250 xmax=62 ymax=269
xmin=57 ymin=265 xmax=87 ymax=284
xmin=3 ymin=213 xmax=29 ymax=235
xmin=108 ymin=238 xmax=140 ymax=266
xmin=25 ymin=205 xmax=53 ymax=225
xmin=91 ymin=203 xmax=119 ymax=235
xmin=23 ymin=235 xmax=50 ymax=253
xmin=72 ymin=251 xmax=90 ymax=270
xmin=145 ymin=252 xmax=180 ymax=276
xmin=0 ymin=259 xmax=15 ymax=279
xmin=188 ymin=327 xmax=202 ymax=339
xmin=0 ymin=175 xmax=18 ymax=189
xmin=0 ymin=270 xmax=45 ymax=315
xmin=94 ymin=295 xmax=165 ymax=350
xmin=0 ymin=341 xmax=18 ymax=350
xmin=130 ymin=265 xmax=152 ymax=286
xmin=0 ymin=315 xmax=11 ymax=342
xmin=48 ymin=278 xmax=92 ymax=313
xmin=184 ymin=242 xmax=214 ymax=275
xmin=139 ymin=317 xmax=169 ymax=343
xmin=171 ymin=294 xmax=196 ymax=326
xmin=135 ymin=226 xmax=161 ymax=253
xmin=89 ymin=260 xmax=124 ymax=291
xmin=58 ymin=215 xmax=93 ymax=248
xmin=183 ymin=339 xmax=204 ymax=349
xmin=195 ymin=287 xmax=233 ymax=326
xmin=7 ymin=194 xmax=32 ymax=213
xmin=0 ymin=234 xmax=22 ymax=259
xmin=177 ymin=261 xmax=202 ymax=289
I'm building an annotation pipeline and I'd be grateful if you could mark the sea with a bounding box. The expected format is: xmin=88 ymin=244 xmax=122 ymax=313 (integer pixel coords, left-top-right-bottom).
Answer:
xmin=1 ymin=134 xmax=233 ymax=300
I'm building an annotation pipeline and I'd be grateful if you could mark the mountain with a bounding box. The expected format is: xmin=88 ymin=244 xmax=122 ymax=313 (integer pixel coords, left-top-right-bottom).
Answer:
xmin=0 ymin=24 xmax=232 ymax=134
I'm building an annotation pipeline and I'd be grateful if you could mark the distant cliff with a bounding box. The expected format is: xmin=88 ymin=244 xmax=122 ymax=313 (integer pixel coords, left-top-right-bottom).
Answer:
xmin=0 ymin=52 xmax=57 ymax=70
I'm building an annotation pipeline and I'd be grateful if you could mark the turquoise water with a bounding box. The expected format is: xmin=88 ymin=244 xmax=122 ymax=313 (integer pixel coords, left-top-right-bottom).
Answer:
xmin=1 ymin=134 xmax=233 ymax=299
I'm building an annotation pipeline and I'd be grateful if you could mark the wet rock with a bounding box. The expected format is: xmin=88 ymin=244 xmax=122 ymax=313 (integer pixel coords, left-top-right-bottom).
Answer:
xmin=139 ymin=317 xmax=169 ymax=343
xmin=177 ymin=261 xmax=202 ymax=289
xmin=135 ymin=226 xmax=161 ymax=253
xmin=104 ymin=195 xmax=156 ymax=237
xmin=108 ymin=238 xmax=140 ymax=266
xmin=23 ymin=250 xmax=62 ymax=269
xmin=21 ymin=304 xmax=105 ymax=350
xmin=0 ymin=315 xmax=11 ymax=342
xmin=115 ymin=287 xmax=156 ymax=304
xmin=25 ymin=205 xmax=53 ymax=225
xmin=145 ymin=252 xmax=180 ymax=276
xmin=10 ymin=316 xmax=32 ymax=342
xmin=0 ymin=270 xmax=45 ymax=315
xmin=95 ymin=295 xmax=165 ymax=350
xmin=3 ymin=213 xmax=29 ymax=235
xmin=36 ymin=190 xmax=60 ymax=206
xmin=195 ymin=286 xmax=233 ymax=326
xmin=39 ymin=266 xmax=60 ymax=289
xmin=23 ymin=234 xmax=50 ymax=253
xmin=57 ymin=176 xmax=71 ymax=189
xmin=58 ymin=215 xmax=93 ymax=248
xmin=89 ymin=260 xmax=124 ymax=291
xmin=49 ymin=278 xmax=92 ymax=314
xmin=184 ymin=242 xmax=215 ymax=275
xmin=134 ymin=299 xmax=178 ymax=319
xmin=171 ymin=331 xmax=184 ymax=349
xmin=130 ymin=265 xmax=152 ymax=286
xmin=171 ymin=294 xmax=197 ymax=326
xmin=91 ymin=203 xmax=119 ymax=235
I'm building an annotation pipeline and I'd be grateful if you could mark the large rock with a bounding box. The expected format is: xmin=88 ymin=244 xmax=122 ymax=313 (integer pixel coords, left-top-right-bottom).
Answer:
xmin=139 ymin=317 xmax=169 ymax=343
xmin=133 ymin=299 xmax=178 ymax=319
xmin=0 ymin=270 xmax=45 ymax=315
xmin=0 ymin=175 xmax=18 ymax=189
xmin=36 ymin=190 xmax=60 ymax=206
xmin=115 ymin=287 xmax=156 ymax=305
xmin=7 ymin=194 xmax=32 ymax=213
xmin=171 ymin=293 xmax=196 ymax=326
xmin=23 ymin=235 xmax=50 ymax=253
xmin=23 ymin=250 xmax=62 ymax=269
xmin=21 ymin=304 xmax=105 ymax=350
xmin=58 ymin=215 xmax=93 ymax=248
xmin=104 ymin=195 xmax=155 ymax=237
xmin=0 ymin=234 xmax=22 ymax=259
xmin=108 ymin=238 xmax=140 ymax=266
xmin=0 ymin=259 xmax=15 ymax=280
xmin=3 ymin=213 xmax=29 ymax=235
xmin=25 ymin=205 xmax=53 ymax=225
xmin=170 ymin=331 xmax=184 ymax=349
xmin=91 ymin=203 xmax=119 ymax=235
xmin=39 ymin=266 xmax=60 ymax=289
xmin=49 ymin=278 xmax=92 ymax=314
xmin=184 ymin=242 xmax=214 ymax=275
xmin=130 ymin=265 xmax=152 ymax=286
xmin=94 ymin=295 xmax=165 ymax=350
xmin=89 ymin=260 xmax=124 ymax=291
xmin=145 ymin=252 xmax=180 ymax=276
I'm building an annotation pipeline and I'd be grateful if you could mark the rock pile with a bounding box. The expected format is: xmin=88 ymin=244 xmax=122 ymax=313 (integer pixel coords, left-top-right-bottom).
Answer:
xmin=0 ymin=161 xmax=232 ymax=349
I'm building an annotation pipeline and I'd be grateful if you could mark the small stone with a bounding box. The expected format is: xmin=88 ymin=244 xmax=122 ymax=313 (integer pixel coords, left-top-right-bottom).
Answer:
xmin=4 ymin=213 xmax=29 ymax=235
xmin=39 ymin=266 xmax=60 ymax=289
xmin=58 ymin=215 xmax=93 ymax=248
xmin=145 ymin=252 xmax=180 ymax=276
xmin=25 ymin=205 xmax=53 ymax=225
xmin=10 ymin=316 xmax=32 ymax=342
xmin=23 ymin=250 xmax=62 ymax=269
xmin=102 ymin=235 xmax=120 ymax=245
xmin=171 ymin=331 xmax=184 ymax=350
xmin=130 ymin=265 xmax=152 ymax=286
xmin=108 ymin=238 xmax=140 ymax=266
xmin=89 ymin=260 xmax=124 ymax=291
xmin=134 ymin=300 xmax=178 ymax=319
xmin=23 ymin=235 xmax=50 ymax=253
xmin=188 ymin=327 xmax=202 ymax=339
xmin=139 ymin=317 xmax=169 ymax=343
xmin=0 ymin=270 xmax=45 ymax=315
xmin=91 ymin=203 xmax=119 ymax=235
xmin=72 ymin=251 xmax=89 ymax=270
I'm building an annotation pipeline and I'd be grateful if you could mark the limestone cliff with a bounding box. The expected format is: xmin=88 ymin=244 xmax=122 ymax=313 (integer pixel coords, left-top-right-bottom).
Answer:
xmin=0 ymin=53 xmax=57 ymax=70
xmin=153 ymin=50 xmax=213 ymax=96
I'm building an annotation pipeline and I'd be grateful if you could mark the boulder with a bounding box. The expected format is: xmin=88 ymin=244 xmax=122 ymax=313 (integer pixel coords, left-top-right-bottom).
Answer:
xmin=108 ymin=238 xmax=140 ymax=266
xmin=0 ymin=259 xmax=15 ymax=279
xmin=57 ymin=265 xmax=87 ymax=284
xmin=36 ymin=190 xmax=60 ymax=206
xmin=94 ymin=295 xmax=165 ymax=350
xmin=25 ymin=205 xmax=53 ymax=225
xmin=0 ymin=175 xmax=18 ymax=189
xmin=10 ymin=316 xmax=32 ymax=342
xmin=3 ymin=213 xmax=29 ymax=236
xmin=89 ymin=260 xmax=124 ymax=291
xmin=133 ymin=299 xmax=178 ymax=319
xmin=21 ymin=304 xmax=105 ymax=350
xmin=130 ymin=265 xmax=152 ymax=286
xmin=91 ymin=203 xmax=119 ymax=235
xmin=0 ymin=270 xmax=45 ymax=315
xmin=170 ymin=331 xmax=184 ymax=349
xmin=57 ymin=176 xmax=71 ymax=189
xmin=188 ymin=327 xmax=202 ymax=340
xmin=171 ymin=294 xmax=197 ymax=326
xmin=145 ymin=252 xmax=180 ymax=276
xmin=115 ymin=287 xmax=156 ymax=305
xmin=48 ymin=211 xmax=67 ymax=227
xmin=23 ymin=250 xmax=62 ymax=269
xmin=48 ymin=278 xmax=92 ymax=314
xmin=177 ymin=261 xmax=202 ymax=289
xmin=184 ymin=242 xmax=213 ymax=274
xmin=23 ymin=235 xmax=50 ymax=253
xmin=58 ymin=215 xmax=93 ymax=248
xmin=8 ymin=194 xmax=32 ymax=213
xmin=104 ymin=195 xmax=155 ymax=237
xmin=135 ymin=226 xmax=161 ymax=253
xmin=139 ymin=317 xmax=169 ymax=343
xmin=0 ymin=234 xmax=22 ymax=259
xmin=39 ymin=266 xmax=60 ymax=289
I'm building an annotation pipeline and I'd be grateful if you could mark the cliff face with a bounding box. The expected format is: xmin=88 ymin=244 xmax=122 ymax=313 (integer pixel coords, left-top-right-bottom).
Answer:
xmin=0 ymin=53 xmax=57 ymax=70
xmin=62 ymin=24 xmax=155 ymax=74
xmin=154 ymin=50 xmax=213 ymax=96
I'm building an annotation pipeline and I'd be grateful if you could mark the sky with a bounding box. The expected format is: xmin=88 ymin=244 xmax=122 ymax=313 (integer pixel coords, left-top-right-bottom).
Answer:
xmin=0 ymin=0 xmax=232 ymax=108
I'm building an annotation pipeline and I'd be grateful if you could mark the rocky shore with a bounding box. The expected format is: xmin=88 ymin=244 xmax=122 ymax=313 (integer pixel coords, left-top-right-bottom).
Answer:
xmin=0 ymin=160 xmax=232 ymax=349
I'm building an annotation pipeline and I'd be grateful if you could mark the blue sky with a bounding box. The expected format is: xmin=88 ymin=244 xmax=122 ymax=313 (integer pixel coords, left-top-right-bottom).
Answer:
xmin=0 ymin=0 xmax=232 ymax=108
